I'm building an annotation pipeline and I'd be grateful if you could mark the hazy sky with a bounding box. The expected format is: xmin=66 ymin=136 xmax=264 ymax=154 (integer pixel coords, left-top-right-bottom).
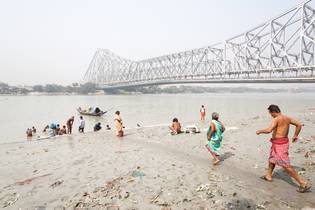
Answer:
xmin=0 ymin=0 xmax=311 ymax=85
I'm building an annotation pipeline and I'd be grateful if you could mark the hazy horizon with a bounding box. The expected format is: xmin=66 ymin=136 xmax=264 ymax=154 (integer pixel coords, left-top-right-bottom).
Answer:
xmin=0 ymin=0 xmax=312 ymax=85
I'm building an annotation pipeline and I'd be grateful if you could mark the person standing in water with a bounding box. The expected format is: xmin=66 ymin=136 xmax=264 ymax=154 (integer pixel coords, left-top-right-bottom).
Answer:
xmin=200 ymin=105 xmax=206 ymax=121
xmin=67 ymin=116 xmax=74 ymax=134
xmin=256 ymin=104 xmax=311 ymax=193
xmin=205 ymin=112 xmax=225 ymax=165
xmin=114 ymin=111 xmax=123 ymax=137
xmin=78 ymin=116 xmax=85 ymax=133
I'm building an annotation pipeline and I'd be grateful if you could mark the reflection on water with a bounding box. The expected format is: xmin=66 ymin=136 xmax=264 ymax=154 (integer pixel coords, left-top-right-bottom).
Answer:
xmin=0 ymin=93 xmax=314 ymax=143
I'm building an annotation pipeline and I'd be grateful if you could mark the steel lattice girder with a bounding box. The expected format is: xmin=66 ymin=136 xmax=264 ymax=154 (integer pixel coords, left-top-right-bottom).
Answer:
xmin=83 ymin=0 xmax=315 ymax=87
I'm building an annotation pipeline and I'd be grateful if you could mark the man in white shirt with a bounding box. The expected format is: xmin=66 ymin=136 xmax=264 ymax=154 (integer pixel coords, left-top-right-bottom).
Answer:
xmin=79 ymin=116 xmax=85 ymax=133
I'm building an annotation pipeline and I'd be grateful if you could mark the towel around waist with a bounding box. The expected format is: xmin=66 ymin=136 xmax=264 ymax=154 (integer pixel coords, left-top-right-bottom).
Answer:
xmin=270 ymin=137 xmax=289 ymax=145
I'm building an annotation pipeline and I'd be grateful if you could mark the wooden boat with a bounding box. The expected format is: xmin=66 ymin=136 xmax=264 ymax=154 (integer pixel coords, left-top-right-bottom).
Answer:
xmin=77 ymin=107 xmax=106 ymax=116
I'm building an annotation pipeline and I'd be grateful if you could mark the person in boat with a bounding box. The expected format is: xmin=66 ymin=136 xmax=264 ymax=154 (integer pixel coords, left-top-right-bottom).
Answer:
xmin=106 ymin=124 xmax=111 ymax=130
xmin=94 ymin=107 xmax=101 ymax=114
xmin=200 ymin=105 xmax=206 ymax=121
xmin=59 ymin=125 xmax=67 ymax=135
xmin=26 ymin=128 xmax=33 ymax=137
xmin=32 ymin=126 xmax=37 ymax=134
xmin=79 ymin=116 xmax=85 ymax=133
xmin=66 ymin=116 xmax=74 ymax=134
xmin=205 ymin=112 xmax=225 ymax=165
xmin=256 ymin=104 xmax=311 ymax=193
xmin=169 ymin=118 xmax=182 ymax=135
xmin=114 ymin=111 xmax=123 ymax=137
xmin=94 ymin=122 xmax=102 ymax=131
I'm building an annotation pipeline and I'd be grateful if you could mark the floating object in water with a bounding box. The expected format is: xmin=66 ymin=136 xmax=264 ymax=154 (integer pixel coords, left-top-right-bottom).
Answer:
xmin=77 ymin=107 xmax=106 ymax=116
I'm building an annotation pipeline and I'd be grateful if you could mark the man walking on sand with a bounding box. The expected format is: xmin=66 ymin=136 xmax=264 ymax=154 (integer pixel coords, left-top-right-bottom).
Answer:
xmin=256 ymin=104 xmax=311 ymax=193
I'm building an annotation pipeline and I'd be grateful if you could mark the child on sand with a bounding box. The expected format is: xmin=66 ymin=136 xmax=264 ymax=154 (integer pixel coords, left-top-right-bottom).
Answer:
xmin=205 ymin=112 xmax=225 ymax=165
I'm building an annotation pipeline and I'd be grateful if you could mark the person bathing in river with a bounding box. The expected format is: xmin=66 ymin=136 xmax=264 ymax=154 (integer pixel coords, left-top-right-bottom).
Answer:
xmin=26 ymin=128 xmax=33 ymax=138
xmin=32 ymin=126 xmax=36 ymax=134
xmin=59 ymin=125 xmax=67 ymax=135
xmin=56 ymin=124 xmax=61 ymax=135
xmin=79 ymin=116 xmax=85 ymax=133
xmin=169 ymin=118 xmax=182 ymax=135
xmin=43 ymin=125 xmax=49 ymax=133
xmin=200 ymin=105 xmax=206 ymax=121
xmin=66 ymin=116 xmax=74 ymax=134
xmin=114 ymin=111 xmax=124 ymax=137
xmin=205 ymin=112 xmax=225 ymax=165
xmin=94 ymin=122 xmax=102 ymax=132
xmin=256 ymin=104 xmax=311 ymax=193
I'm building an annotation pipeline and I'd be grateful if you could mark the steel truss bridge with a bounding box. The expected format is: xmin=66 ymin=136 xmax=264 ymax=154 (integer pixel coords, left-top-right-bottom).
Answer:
xmin=84 ymin=0 xmax=315 ymax=89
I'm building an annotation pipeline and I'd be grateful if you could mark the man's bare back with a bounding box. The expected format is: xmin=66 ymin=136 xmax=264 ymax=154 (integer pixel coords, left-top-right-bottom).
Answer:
xmin=272 ymin=114 xmax=290 ymax=139
xmin=269 ymin=114 xmax=301 ymax=142
xmin=256 ymin=105 xmax=310 ymax=193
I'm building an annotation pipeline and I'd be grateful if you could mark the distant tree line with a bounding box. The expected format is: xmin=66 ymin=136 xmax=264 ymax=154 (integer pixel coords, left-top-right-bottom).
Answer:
xmin=32 ymin=83 xmax=97 ymax=94
xmin=0 ymin=82 xmax=98 ymax=95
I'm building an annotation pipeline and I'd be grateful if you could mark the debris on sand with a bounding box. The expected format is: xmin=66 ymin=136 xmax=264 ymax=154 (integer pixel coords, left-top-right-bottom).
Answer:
xmin=0 ymin=192 xmax=19 ymax=208
xmin=50 ymin=180 xmax=64 ymax=188
xmin=305 ymin=152 xmax=310 ymax=158
xmin=131 ymin=170 xmax=145 ymax=178
xmin=151 ymin=190 xmax=163 ymax=203
xmin=195 ymin=184 xmax=210 ymax=192
xmin=298 ymin=168 xmax=306 ymax=175
xmin=15 ymin=173 xmax=52 ymax=186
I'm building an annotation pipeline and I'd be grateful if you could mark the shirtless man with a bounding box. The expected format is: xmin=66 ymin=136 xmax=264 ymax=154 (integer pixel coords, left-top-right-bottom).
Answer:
xmin=256 ymin=104 xmax=311 ymax=193
xmin=169 ymin=118 xmax=182 ymax=135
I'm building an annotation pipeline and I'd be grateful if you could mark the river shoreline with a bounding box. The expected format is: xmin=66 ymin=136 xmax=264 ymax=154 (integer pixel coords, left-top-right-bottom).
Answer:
xmin=0 ymin=110 xmax=314 ymax=209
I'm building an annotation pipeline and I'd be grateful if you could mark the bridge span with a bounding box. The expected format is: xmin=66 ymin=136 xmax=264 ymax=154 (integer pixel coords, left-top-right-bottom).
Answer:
xmin=84 ymin=0 xmax=315 ymax=89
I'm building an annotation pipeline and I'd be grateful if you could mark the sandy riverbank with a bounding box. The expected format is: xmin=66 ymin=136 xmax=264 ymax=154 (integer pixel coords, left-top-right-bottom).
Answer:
xmin=0 ymin=109 xmax=315 ymax=210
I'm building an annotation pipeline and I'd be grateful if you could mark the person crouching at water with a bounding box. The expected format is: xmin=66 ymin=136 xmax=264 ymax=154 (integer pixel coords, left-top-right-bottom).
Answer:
xmin=114 ymin=111 xmax=124 ymax=137
xmin=79 ymin=116 xmax=85 ymax=133
xmin=67 ymin=116 xmax=74 ymax=134
xmin=94 ymin=122 xmax=102 ymax=132
xmin=169 ymin=118 xmax=182 ymax=135
xmin=59 ymin=125 xmax=67 ymax=135
xmin=256 ymin=104 xmax=311 ymax=193
xmin=205 ymin=112 xmax=225 ymax=165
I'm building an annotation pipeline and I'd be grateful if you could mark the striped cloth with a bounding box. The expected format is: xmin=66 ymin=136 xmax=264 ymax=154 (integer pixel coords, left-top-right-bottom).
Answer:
xmin=269 ymin=137 xmax=290 ymax=168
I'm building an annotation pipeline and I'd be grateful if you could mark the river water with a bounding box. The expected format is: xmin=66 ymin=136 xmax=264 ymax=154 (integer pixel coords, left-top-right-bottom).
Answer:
xmin=0 ymin=93 xmax=314 ymax=143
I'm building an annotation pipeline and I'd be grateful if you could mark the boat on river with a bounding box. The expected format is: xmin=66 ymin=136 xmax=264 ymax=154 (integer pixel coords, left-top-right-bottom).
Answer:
xmin=77 ymin=107 xmax=106 ymax=116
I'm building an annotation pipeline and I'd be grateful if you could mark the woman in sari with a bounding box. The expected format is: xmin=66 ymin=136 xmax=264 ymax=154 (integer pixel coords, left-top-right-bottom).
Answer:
xmin=205 ymin=112 xmax=225 ymax=165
